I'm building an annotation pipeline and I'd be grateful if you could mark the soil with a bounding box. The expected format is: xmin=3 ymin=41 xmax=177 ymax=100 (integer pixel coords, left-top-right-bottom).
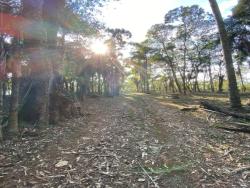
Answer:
xmin=1 ymin=94 xmax=250 ymax=187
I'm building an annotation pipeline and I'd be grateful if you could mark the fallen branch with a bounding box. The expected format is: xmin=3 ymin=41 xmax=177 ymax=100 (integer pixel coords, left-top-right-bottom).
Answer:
xmin=138 ymin=163 xmax=159 ymax=188
xmin=201 ymin=101 xmax=250 ymax=133
xmin=214 ymin=124 xmax=250 ymax=133
xmin=0 ymin=163 xmax=14 ymax=168
xmin=181 ymin=107 xmax=198 ymax=112
xmin=200 ymin=101 xmax=250 ymax=121
xmin=231 ymin=166 xmax=250 ymax=175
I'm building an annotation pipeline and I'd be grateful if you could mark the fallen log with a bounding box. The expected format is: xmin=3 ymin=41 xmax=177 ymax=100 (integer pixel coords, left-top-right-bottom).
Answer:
xmin=214 ymin=124 xmax=250 ymax=134
xmin=200 ymin=101 xmax=250 ymax=133
xmin=200 ymin=101 xmax=250 ymax=121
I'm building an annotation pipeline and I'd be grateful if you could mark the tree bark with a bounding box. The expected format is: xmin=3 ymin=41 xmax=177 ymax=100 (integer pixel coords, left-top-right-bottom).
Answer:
xmin=43 ymin=0 xmax=65 ymax=125
xmin=182 ymin=23 xmax=188 ymax=95
xmin=8 ymin=70 xmax=20 ymax=135
xmin=0 ymin=81 xmax=3 ymax=112
xmin=209 ymin=0 xmax=241 ymax=108
xmin=208 ymin=62 xmax=215 ymax=92
xmin=98 ymin=72 xmax=102 ymax=95
xmin=145 ymin=57 xmax=150 ymax=94
xmin=193 ymin=66 xmax=200 ymax=92
xmin=218 ymin=75 xmax=224 ymax=93
xmin=22 ymin=0 xmax=50 ymax=126
xmin=237 ymin=62 xmax=246 ymax=92
xmin=169 ymin=62 xmax=182 ymax=93
xmin=203 ymin=66 xmax=207 ymax=91
xmin=201 ymin=101 xmax=250 ymax=120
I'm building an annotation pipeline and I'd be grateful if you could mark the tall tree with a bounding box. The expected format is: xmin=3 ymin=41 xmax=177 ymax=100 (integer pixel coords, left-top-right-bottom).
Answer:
xmin=209 ymin=0 xmax=241 ymax=108
xmin=8 ymin=50 xmax=21 ymax=135
xmin=147 ymin=24 xmax=182 ymax=93
xmin=164 ymin=5 xmax=208 ymax=94
xmin=130 ymin=41 xmax=151 ymax=93
xmin=21 ymin=0 xmax=50 ymax=126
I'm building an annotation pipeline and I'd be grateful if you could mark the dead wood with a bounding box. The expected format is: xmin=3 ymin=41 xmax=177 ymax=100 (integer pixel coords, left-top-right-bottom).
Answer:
xmin=180 ymin=107 xmax=198 ymax=112
xmin=231 ymin=166 xmax=250 ymax=175
xmin=0 ymin=163 xmax=14 ymax=168
xmin=215 ymin=125 xmax=250 ymax=133
xmin=200 ymin=101 xmax=250 ymax=121
xmin=201 ymin=101 xmax=250 ymax=133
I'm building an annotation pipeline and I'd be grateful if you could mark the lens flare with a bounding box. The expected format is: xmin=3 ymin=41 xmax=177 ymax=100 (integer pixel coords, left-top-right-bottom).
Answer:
xmin=91 ymin=40 xmax=108 ymax=54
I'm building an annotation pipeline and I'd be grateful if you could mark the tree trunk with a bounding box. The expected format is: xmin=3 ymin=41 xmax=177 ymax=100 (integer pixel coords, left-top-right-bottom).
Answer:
xmin=22 ymin=0 xmax=50 ymax=126
xmin=8 ymin=73 xmax=20 ymax=135
xmin=21 ymin=0 xmax=65 ymax=126
xmin=0 ymin=81 xmax=3 ymax=112
xmin=218 ymin=75 xmax=224 ymax=93
xmin=208 ymin=62 xmax=215 ymax=92
xmin=182 ymin=25 xmax=188 ymax=95
xmin=169 ymin=77 xmax=176 ymax=93
xmin=36 ymin=73 xmax=50 ymax=126
xmin=98 ymin=72 xmax=102 ymax=95
xmin=84 ymin=73 xmax=90 ymax=96
xmin=0 ymin=126 xmax=3 ymax=141
xmin=2 ymin=81 xmax=7 ymax=111
xmin=193 ymin=72 xmax=200 ymax=92
xmin=135 ymin=80 xmax=139 ymax=92
xmin=0 ymin=80 xmax=3 ymax=140
xmin=43 ymin=0 xmax=65 ymax=124
xmin=203 ymin=66 xmax=207 ymax=91
xmin=70 ymin=81 xmax=74 ymax=93
xmin=169 ymin=63 xmax=182 ymax=93
xmin=209 ymin=0 xmax=241 ymax=108
xmin=145 ymin=58 xmax=150 ymax=94
xmin=91 ymin=74 xmax=94 ymax=94
xmin=237 ymin=62 xmax=246 ymax=92
xmin=64 ymin=79 xmax=69 ymax=91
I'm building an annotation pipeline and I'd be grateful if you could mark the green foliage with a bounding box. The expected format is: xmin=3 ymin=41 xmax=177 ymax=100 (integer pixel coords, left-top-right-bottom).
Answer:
xmin=121 ymin=78 xmax=137 ymax=93
xmin=59 ymin=7 xmax=98 ymax=35
xmin=106 ymin=28 xmax=132 ymax=49
xmin=224 ymin=0 xmax=250 ymax=61
xmin=232 ymin=0 xmax=250 ymax=25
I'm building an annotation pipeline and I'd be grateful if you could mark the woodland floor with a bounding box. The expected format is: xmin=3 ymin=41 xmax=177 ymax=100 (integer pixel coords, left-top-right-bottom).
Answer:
xmin=1 ymin=94 xmax=250 ymax=188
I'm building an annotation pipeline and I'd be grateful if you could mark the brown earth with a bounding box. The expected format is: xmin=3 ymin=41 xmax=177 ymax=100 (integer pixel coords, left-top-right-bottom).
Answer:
xmin=0 ymin=94 xmax=250 ymax=187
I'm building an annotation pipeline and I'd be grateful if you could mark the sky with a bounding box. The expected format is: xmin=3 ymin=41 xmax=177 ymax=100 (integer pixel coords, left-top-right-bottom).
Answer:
xmin=98 ymin=0 xmax=238 ymax=42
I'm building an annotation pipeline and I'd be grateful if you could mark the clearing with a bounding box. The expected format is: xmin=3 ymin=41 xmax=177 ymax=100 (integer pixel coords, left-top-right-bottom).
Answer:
xmin=1 ymin=94 xmax=250 ymax=187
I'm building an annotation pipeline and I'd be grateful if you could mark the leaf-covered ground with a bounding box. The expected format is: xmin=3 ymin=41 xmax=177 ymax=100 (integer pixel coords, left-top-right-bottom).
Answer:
xmin=1 ymin=94 xmax=250 ymax=187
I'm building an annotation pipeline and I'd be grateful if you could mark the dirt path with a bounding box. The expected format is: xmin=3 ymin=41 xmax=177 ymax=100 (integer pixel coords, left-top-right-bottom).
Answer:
xmin=1 ymin=94 xmax=250 ymax=187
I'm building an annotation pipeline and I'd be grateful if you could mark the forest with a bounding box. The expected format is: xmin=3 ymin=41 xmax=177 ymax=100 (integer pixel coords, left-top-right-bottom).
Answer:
xmin=0 ymin=0 xmax=249 ymax=187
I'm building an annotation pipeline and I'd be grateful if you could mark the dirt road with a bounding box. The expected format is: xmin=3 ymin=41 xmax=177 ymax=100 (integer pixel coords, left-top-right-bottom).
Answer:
xmin=1 ymin=94 xmax=250 ymax=187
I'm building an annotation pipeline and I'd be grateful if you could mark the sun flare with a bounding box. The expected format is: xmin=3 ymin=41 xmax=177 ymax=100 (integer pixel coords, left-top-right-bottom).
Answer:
xmin=91 ymin=40 xmax=108 ymax=54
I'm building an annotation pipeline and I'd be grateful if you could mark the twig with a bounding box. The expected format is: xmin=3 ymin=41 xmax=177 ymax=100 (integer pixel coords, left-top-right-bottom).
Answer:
xmin=231 ymin=166 xmax=250 ymax=175
xmin=67 ymin=170 xmax=72 ymax=182
xmin=230 ymin=122 xmax=250 ymax=127
xmin=200 ymin=167 xmax=210 ymax=176
xmin=32 ymin=175 xmax=47 ymax=181
xmin=20 ymin=165 xmax=28 ymax=176
xmin=203 ymin=108 xmax=226 ymax=115
xmin=138 ymin=163 xmax=159 ymax=188
xmin=0 ymin=163 xmax=14 ymax=168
